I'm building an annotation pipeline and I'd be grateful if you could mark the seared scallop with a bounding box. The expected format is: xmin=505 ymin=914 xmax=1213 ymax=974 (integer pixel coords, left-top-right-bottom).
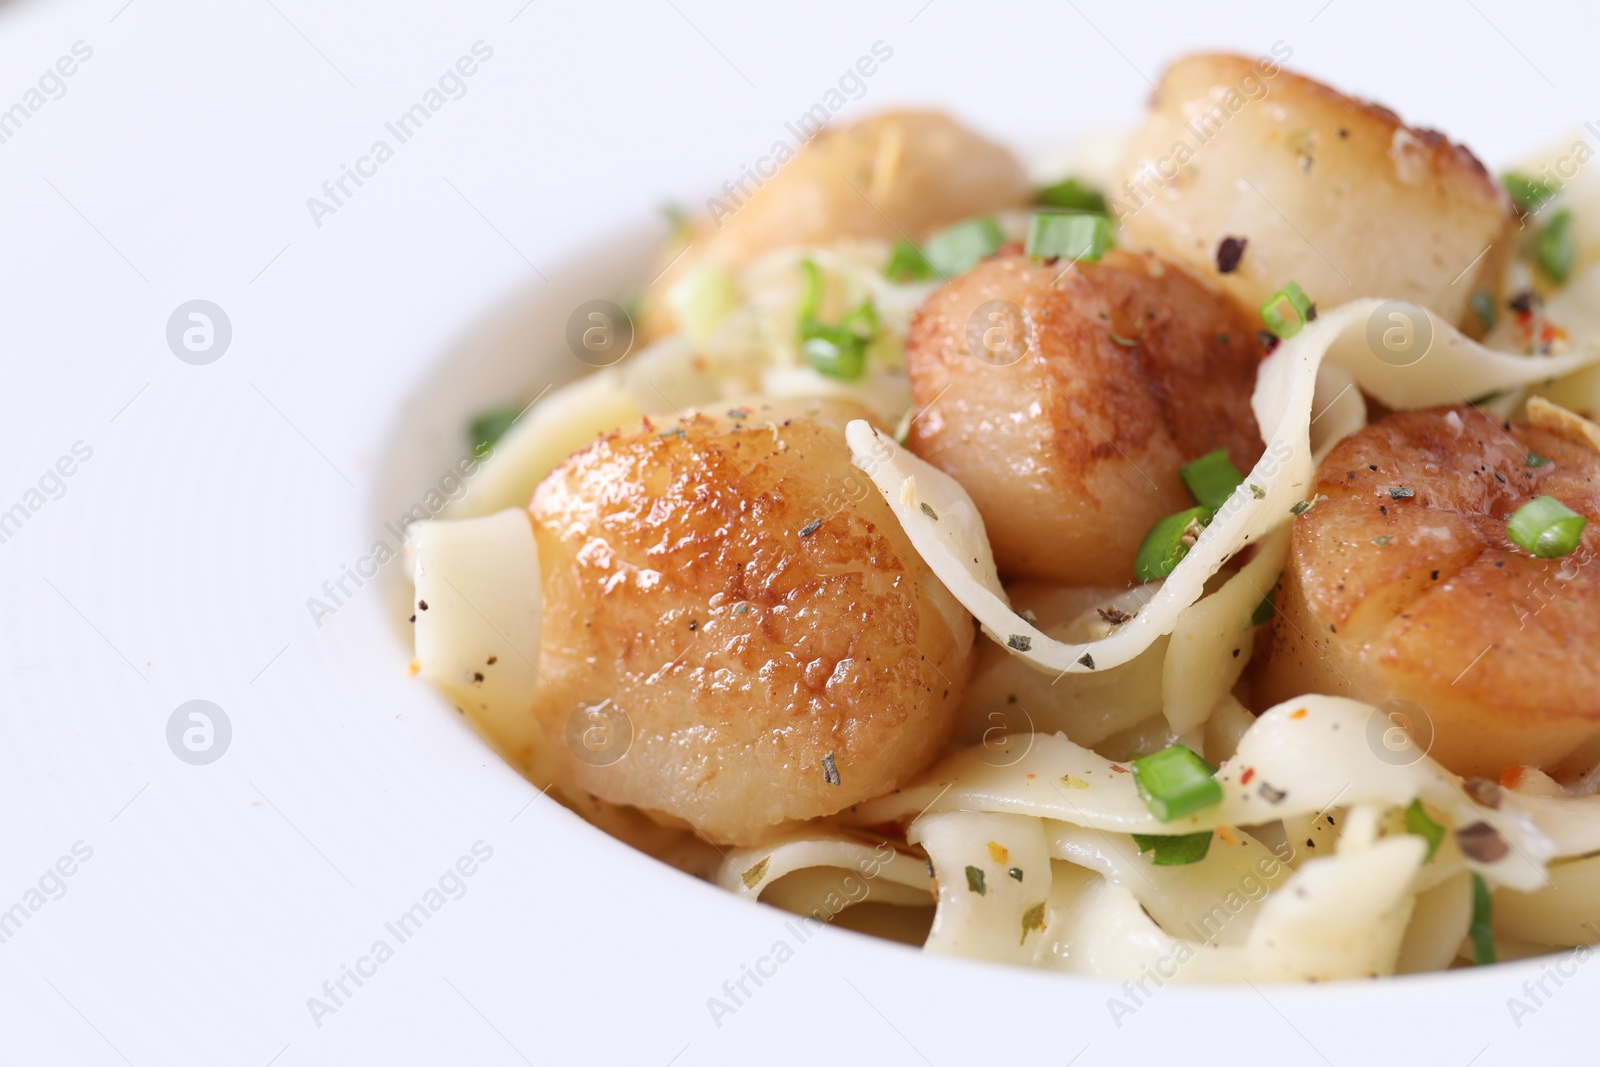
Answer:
xmin=1256 ymin=405 xmax=1600 ymax=776
xmin=1118 ymin=53 xmax=1512 ymax=328
xmin=905 ymin=248 xmax=1265 ymax=585
xmin=529 ymin=398 xmax=975 ymax=845
xmin=641 ymin=109 xmax=1031 ymax=340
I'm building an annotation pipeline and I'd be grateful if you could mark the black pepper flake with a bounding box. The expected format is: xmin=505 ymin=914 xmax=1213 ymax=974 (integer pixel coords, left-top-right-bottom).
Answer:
xmin=1258 ymin=330 xmax=1280 ymax=354
xmin=1455 ymin=821 xmax=1510 ymax=863
xmin=409 ymin=614 xmax=416 ymax=623
xmin=1306 ymin=838 xmax=1316 ymax=849
xmin=1431 ymin=570 xmax=1440 ymax=581
xmin=688 ymin=620 xmax=698 ymax=631
xmin=1007 ymin=634 xmax=1032 ymax=652
xmin=1508 ymin=290 xmax=1541 ymax=315
xmin=1369 ymin=465 xmax=1379 ymax=471
xmin=1464 ymin=778 xmax=1504 ymax=809
xmin=1305 ymin=304 xmax=1318 ymax=322
xmin=1098 ymin=607 xmax=1133 ymax=625
xmin=920 ymin=502 xmax=939 ymax=521
xmin=1215 ymin=236 xmax=1247 ymax=274
xmin=1259 ymin=782 xmax=1288 ymax=804
xmin=417 ymin=600 xmax=429 ymax=611
xmin=822 ymin=753 xmax=841 ymax=786
xmin=1008 ymin=867 xmax=1024 ymax=882
xmin=799 ymin=518 xmax=823 ymax=538
xmin=1337 ymin=127 xmax=1349 ymax=139
xmin=472 ymin=672 xmax=484 ymax=683
xmin=1077 ymin=653 xmax=1096 ymax=670
xmin=487 ymin=655 xmax=497 ymax=665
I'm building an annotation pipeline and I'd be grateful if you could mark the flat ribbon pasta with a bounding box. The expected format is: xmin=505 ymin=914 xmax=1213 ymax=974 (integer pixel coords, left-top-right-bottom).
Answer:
xmin=845 ymin=299 xmax=1600 ymax=676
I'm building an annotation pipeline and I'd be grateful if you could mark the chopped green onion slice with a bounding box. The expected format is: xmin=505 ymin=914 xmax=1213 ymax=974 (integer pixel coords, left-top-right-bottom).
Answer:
xmin=1035 ymin=177 xmax=1107 ymax=214
xmin=796 ymin=257 xmax=824 ymax=323
xmin=796 ymin=258 xmax=878 ymax=381
xmin=923 ymin=217 xmax=1003 ymax=277
xmin=1470 ymin=291 xmax=1497 ymax=332
xmin=469 ymin=405 xmax=523 ymax=457
xmin=1535 ymin=210 xmax=1576 ymax=285
xmin=1131 ymin=831 xmax=1214 ymax=866
xmin=1024 ymin=212 xmax=1112 ymax=263
xmin=1134 ymin=506 xmax=1212 ymax=582
xmin=1507 ymin=495 xmax=1587 ymax=558
xmin=1526 ymin=452 xmax=1553 ymax=468
xmin=1405 ymin=799 xmax=1445 ymax=861
xmin=1502 ymin=172 xmax=1554 ymax=215
xmin=1132 ymin=744 xmax=1223 ymax=822
xmin=1261 ymin=281 xmax=1314 ymax=339
xmin=1181 ymin=448 xmax=1246 ymax=509
xmin=884 ymin=238 xmax=935 ymax=283
xmin=1469 ymin=872 xmax=1497 ymax=965
xmin=1249 ymin=573 xmax=1282 ymax=627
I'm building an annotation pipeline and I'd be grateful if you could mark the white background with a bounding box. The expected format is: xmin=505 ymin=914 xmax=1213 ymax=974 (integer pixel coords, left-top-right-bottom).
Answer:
xmin=0 ymin=0 xmax=1597 ymax=1064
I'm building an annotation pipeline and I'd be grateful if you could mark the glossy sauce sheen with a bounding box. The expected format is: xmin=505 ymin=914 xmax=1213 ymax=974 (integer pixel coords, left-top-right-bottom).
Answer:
xmin=1258 ymin=406 xmax=1600 ymax=776
xmin=906 ymin=249 xmax=1264 ymax=584
xmin=530 ymin=398 xmax=974 ymax=845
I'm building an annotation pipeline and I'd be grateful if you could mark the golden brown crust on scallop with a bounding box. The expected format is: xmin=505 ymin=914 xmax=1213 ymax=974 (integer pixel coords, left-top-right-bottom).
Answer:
xmin=1119 ymin=53 xmax=1512 ymax=329
xmin=905 ymin=248 xmax=1265 ymax=584
xmin=1257 ymin=406 xmax=1600 ymax=776
xmin=529 ymin=397 xmax=974 ymax=845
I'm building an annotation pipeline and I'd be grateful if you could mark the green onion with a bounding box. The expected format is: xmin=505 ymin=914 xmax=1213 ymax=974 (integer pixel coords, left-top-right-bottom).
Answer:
xmin=965 ymin=865 xmax=987 ymax=895
xmin=469 ymin=405 xmax=522 ymax=457
xmin=883 ymin=237 xmax=935 ymax=283
xmin=1132 ymin=744 xmax=1223 ymax=822
xmin=1035 ymin=177 xmax=1107 ymax=214
xmin=1260 ymin=281 xmax=1315 ymax=340
xmin=1526 ymin=452 xmax=1553 ymax=468
xmin=1502 ymin=172 xmax=1554 ymax=215
xmin=1535 ymin=210 xmax=1576 ymax=285
xmin=923 ymin=217 xmax=1003 ymax=277
xmin=1131 ymin=831 xmax=1214 ymax=866
xmin=1134 ymin=506 xmax=1212 ymax=582
xmin=1507 ymin=496 xmax=1587 ymax=558
xmin=796 ymin=259 xmax=878 ymax=381
xmin=1181 ymin=448 xmax=1246 ymax=509
xmin=1469 ymin=872 xmax=1497 ymax=965
xmin=1405 ymin=799 xmax=1445 ymax=861
xmin=1470 ymin=291 xmax=1497 ymax=332
xmin=1024 ymin=212 xmax=1112 ymax=262
xmin=1249 ymin=574 xmax=1282 ymax=627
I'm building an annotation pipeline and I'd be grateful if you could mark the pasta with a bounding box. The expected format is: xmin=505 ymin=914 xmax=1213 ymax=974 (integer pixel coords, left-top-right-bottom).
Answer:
xmin=402 ymin=60 xmax=1600 ymax=983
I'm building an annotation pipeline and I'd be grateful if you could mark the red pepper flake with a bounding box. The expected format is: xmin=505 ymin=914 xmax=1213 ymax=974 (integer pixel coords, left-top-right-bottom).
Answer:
xmin=1109 ymin=764 xmax=1129 ymax=774
xmin=1289 ymin=708 xmax=1308 ymax=720
xmin=1240 ymin=767 xmax=1256 ymax=785
xmin=1026 ymin=773 xmax=1036 ymax=780
xmin=1500 ymin=767 xmax=1525 ymax=790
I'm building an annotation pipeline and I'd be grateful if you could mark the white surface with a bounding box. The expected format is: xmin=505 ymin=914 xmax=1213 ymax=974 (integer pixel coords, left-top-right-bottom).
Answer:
xmin=1 ymin=0 xmax=1598 ymax=1063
